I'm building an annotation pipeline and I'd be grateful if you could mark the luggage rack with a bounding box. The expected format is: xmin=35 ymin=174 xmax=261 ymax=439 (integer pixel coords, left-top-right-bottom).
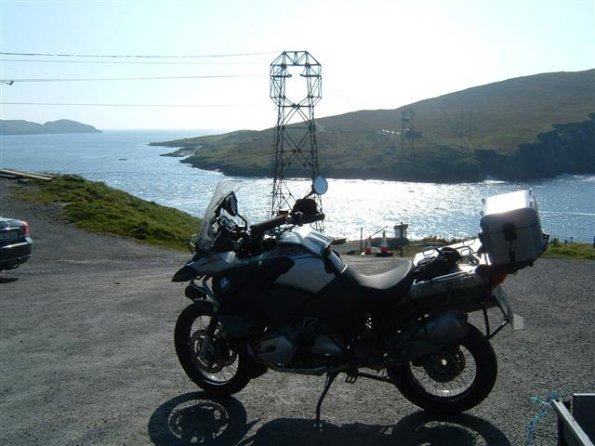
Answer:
xmin=413 ymin=235 xmax=546 ymax=276
xmin=413 ymin=238 xmax=487 ymax=266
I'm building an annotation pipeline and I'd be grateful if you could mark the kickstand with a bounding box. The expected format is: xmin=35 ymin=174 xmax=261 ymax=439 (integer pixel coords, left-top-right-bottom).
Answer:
xmin=314 ymin=371 xmax=339 ymax=430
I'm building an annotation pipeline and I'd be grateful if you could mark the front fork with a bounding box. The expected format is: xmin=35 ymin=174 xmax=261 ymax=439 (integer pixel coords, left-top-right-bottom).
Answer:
xmin=199 ymin=317 xmax=219 ymax=358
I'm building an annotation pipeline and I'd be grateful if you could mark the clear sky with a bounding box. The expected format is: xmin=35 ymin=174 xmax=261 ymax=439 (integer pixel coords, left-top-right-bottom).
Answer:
xmin=1 ymin=0 xmax=594 ymax=131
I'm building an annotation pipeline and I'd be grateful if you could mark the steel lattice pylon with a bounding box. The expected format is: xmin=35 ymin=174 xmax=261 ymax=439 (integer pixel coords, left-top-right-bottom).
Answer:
xmin=270 ymin=51 xmax=323 ymax=226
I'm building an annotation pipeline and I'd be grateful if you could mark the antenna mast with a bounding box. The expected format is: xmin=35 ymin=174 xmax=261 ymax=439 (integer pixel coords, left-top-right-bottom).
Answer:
xmin=269 ymin=51 xmax=323 ymax=223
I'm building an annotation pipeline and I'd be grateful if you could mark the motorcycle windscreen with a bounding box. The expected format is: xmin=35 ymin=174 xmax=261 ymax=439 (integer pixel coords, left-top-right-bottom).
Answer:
xmin=196 ymin=180 xmax=242 ymax=252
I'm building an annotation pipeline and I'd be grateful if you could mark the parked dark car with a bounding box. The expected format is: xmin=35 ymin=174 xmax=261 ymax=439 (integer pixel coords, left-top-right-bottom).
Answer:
xmin=0 ymin=217 xmax=33 ymax=271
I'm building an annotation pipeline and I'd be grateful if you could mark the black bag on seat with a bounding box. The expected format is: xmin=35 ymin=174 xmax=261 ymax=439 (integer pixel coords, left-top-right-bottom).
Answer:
xmin=413 ymin=247 xmax=462 ymax=281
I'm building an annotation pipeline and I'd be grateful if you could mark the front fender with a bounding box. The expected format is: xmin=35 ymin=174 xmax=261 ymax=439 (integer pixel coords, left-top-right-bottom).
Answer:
xmin=172 ymin=264 xmax=197 ymax=282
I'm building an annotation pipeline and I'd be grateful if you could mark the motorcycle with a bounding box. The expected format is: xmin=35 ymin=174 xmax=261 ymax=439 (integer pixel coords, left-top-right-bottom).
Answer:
xmin=171 ymin=177 xmax=547 ymax=427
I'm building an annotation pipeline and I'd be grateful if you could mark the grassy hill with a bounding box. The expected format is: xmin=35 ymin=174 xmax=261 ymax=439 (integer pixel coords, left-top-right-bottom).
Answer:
xmin=153 ymin=69 xmax=595 ymax=182
xmin=15 ymin=175 xmax=199 ymax=250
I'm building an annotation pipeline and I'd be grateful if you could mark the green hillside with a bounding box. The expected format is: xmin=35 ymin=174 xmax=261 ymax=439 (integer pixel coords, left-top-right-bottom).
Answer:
xmin=153 ymin=69 xmax=595 ymax=182
xmin=16 ymin=175 xmax=199 ymax=250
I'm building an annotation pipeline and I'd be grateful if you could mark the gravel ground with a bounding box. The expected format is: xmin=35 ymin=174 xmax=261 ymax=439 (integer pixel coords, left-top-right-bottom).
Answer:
xmin=1 ymin=178 xmax=594 ymax=446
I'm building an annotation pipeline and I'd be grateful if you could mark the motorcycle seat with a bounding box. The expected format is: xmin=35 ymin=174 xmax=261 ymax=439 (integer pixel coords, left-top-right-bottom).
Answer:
xmin=349 ymin=260 xmax=413 ymax=293
xmin=318 ymin=260 xmax=415 ymax=307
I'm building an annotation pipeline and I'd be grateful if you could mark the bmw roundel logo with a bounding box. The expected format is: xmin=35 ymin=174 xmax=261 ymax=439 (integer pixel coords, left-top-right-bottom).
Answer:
xmin=219 ymin=277 xmax=230 ymax=291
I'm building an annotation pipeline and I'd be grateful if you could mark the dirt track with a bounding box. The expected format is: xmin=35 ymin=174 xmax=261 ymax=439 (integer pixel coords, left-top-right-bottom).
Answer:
xmin=1 ymin=179 xmax=594 ymax=446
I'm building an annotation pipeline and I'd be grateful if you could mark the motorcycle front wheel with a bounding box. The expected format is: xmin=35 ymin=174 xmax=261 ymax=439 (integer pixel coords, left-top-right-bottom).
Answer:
xmin=174 ymin=302 xmax=252 ymax=396
xmin=390 ymin=324 xmax=498 ymax=414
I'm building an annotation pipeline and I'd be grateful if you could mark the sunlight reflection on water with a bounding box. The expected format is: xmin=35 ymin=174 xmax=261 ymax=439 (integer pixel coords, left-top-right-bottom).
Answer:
xmin=1 ymin=131 xmax=593 ymax=242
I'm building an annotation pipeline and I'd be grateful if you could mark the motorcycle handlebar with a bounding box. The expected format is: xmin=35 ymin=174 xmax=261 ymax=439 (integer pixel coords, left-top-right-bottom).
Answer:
xmin=249 ymin=212 xmax=325 ymax=233
xmin=250 ymin=214 xmax=290 ymax=233
xmin=294 ymin=212 xmax=325 ymax=226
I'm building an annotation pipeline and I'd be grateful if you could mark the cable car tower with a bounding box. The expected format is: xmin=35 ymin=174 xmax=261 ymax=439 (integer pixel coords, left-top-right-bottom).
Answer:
xmin=270 ymin=51 xmax=323 ymax=225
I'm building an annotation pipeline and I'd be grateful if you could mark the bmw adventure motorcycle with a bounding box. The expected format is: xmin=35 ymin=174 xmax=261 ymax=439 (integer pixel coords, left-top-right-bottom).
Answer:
xmin=172 ymin=178 xmax=547 ymax=427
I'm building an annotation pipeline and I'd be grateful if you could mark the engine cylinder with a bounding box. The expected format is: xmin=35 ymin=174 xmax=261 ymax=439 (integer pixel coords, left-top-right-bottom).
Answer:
xmin=254 ymin=333 xmax=296 ymax=364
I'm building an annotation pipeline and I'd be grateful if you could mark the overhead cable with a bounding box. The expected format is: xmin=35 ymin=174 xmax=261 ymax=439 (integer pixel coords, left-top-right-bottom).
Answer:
xmin=0 ymin=58 xmax=263 ymax=65
xmin=0 ymin=50 xmax=275 ymax=59
xmin=1 ymin=74 xmax=265 ymax=83
xmin=0 ymin=101 xmax=260 ymax=108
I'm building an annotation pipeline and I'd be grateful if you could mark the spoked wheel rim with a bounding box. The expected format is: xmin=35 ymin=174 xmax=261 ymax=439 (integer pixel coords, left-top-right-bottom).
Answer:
xmin=393 ymin=324 xmax=498 ymax=414
xmin=188 ymin=315 xmax=240 ymax=385
xmin=412 ymin=346 xmax=475 ymax=398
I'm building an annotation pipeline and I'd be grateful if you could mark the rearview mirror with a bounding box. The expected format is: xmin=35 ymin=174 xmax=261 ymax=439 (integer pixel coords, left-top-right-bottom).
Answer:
xmin=312 ymin=176 xmax=328 ymax=195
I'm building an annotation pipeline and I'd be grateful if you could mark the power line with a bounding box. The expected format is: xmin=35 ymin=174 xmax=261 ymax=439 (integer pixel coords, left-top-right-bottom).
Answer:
xmin=0 ymin=50 xmax=275 ymax=59
xmin=1 ymin=74 xmax=265 ymax=83
xmin=0 ymin=58 xmax=263 ymax=65
xmin=0 ymin=101 xmax=260 ymax=108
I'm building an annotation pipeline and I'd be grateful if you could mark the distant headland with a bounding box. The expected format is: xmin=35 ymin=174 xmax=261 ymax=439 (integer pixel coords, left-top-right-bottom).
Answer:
xmin=152 ymin=69 xmax=595 ymax=183
xmin=0 ymin=119 xmax=102 ymax=135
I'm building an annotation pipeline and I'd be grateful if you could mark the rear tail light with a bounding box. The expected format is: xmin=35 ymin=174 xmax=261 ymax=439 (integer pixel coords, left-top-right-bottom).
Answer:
xmin=22 ymin=221 xmax=30 ymax=236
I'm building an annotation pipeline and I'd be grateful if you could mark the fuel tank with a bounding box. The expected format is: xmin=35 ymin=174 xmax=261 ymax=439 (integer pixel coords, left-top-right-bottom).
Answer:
xmin=266 ymin=227 xmax=345 ymax=294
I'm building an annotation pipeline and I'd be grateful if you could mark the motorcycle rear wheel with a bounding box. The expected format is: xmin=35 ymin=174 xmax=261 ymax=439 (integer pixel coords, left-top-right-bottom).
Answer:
xmin=391 ymin=324 xmax=498 ymax=414
xmin=174 ymin=302 xmax=252 ymax=396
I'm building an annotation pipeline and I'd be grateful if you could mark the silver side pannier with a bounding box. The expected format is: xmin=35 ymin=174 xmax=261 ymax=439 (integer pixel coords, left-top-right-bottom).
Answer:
xmin=479 ymin=189 xmax=548 ymax=270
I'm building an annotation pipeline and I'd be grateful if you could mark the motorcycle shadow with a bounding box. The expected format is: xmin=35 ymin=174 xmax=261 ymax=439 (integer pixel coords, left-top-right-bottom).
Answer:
xmin=148 ymin=392 xmax=255 ymax=446
xmin=148 ymin=392 xmax=512 ymax=446
xmin=248 ymin=412 xmax=512 ymax=446
xmin=0 ymin=275 xmax=19 ymax=283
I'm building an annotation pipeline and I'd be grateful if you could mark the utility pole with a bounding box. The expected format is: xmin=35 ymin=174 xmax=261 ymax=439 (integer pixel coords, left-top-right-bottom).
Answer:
xmin=269 ymin=51 xmax=323 ymax=227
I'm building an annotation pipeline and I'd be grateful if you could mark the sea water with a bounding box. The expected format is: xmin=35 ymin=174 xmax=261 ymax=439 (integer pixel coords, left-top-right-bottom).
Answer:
xmin=1 ymin=130 xmax=593 ymax=242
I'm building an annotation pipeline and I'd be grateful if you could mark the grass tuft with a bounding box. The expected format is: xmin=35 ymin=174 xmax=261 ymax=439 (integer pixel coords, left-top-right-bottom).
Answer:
xmin=544 ymin=240 xmax=595 ymax=260
xmin=17 ymin=175 xmax=200 ymax=251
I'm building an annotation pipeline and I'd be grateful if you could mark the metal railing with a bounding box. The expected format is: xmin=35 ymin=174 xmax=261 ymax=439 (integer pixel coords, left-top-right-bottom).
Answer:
xmin=552 ymin=394 xmax=594 ymax=446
